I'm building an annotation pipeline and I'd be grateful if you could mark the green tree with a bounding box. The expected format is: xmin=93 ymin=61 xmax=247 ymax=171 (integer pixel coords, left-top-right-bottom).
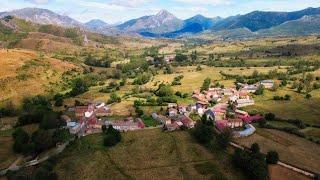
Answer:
xmin=266 ymin=151 xmax=279 ymax=164
xmin=201 ymin=77 xmax=211 ymax=92
xmin=156 ymin=85 xmax=174 ymax=97
xmin=70 ymin=78 xmax=89 ymax=96
xmin=12 ymin=128 xmax=30 ymax=153
xmin=265 ymin=113 xmax=276 ymax=121
xmin=102 ymin=125 xmax=107 ymax=133
xmin=53 ymin=94 xmax=64 ymax=107
xmin=216 ymin=129 xmax=233 ymax=149
xmin=40 ymin=111 xmax=59 ymax=130
xmin=103 ymin=125 xmax=121 ymax=147
xmin=250 ymin=143 xmax=260 ymax=154
xmin=191 ymin=123 xmax=213 ymax=144
xmin=108 ymin=93 xmax=121 ymax=104
xmin=255 ymin=85 xmax=264 ymax=95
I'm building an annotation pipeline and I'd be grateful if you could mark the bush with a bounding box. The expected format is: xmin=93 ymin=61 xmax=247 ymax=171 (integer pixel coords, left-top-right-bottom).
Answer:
xmin=201 ymin=77 xmax=211 ymax=91
xmin=191 ymin=123 xmax=213 ymax=144
xmin=107 ymin=93 xmax=121 ymax=104
xmin=266 ymin=151 xmax=279 ymax=164
xmin=306 ymin=94 xmax=312 ymax=99
xmin=265 ymin=113 xmax=275 ymax=121
xmin=233 ymin=144 xmax=268 ymax=180
xmin=102 ymin=125 xmax=107 ymax=133
xmin=250 ymin=143 xmax=260 ymax=154
xmin=103 ymin=125 xmax=121 ymax=147
xmin=12 ymin=128 xmax=30 ymax=153
xmin=216 ymin=129 xmax=232 ymax=149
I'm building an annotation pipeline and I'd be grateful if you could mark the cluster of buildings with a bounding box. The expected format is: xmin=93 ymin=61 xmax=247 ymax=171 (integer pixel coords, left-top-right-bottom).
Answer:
xmin=152 ymin=103 xmax=195 ymax=132
xmin=145 ymin=54 xmax=176 ymax=64
xmin=65 ymin=102 xmax=112 ymax=135
xmin=105 ymin=117 xmax=145 ymax=132
xmin=237 ymin=80 xmax=275 ymax=93
xmin=190 ymin=81 xmax=272 ymax=137
xmin=64 ymin=101 xmax=146 ymax=135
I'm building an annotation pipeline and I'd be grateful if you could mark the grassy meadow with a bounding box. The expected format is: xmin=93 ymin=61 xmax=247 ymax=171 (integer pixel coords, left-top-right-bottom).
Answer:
xmin=54 ymin=129 xmax=244 ymax=180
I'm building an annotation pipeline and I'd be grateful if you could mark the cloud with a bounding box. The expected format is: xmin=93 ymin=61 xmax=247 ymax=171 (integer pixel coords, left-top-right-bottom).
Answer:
xmin=173 ymin=0 xmax=231 ymax=6
xmin=25 ymin=0 xmax=52 ymax=4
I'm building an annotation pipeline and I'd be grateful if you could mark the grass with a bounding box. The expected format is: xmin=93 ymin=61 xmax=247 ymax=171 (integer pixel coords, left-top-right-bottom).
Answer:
xmin=235 ymin=127 xmax=320 ymax=173
xmin=0 ymin=49 xmax=76 ymax=106
xmin=54 ymin=129 xmax=244 ymax=180
xmin=243 ymin=88 xmax=320 ymax=126
xmin=268 ymin=164 xmax=309 ymax=180
xmin=141 ymin=115 xmax=160 ymax=127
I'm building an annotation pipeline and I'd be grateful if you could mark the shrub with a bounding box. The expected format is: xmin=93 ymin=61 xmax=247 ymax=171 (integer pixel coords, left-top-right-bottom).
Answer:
xmin=191 ymin=123 xmax=213 ymax=144
xmin=216 ymin=129 xmax=233 ymax=149
xmin=103 ymin=125 xmax=121 ymax=147
xmin=306 ymin=94 xmax=312 ymax=99
xmin=265 ymin=113 xmax=275 ymax=121
xmin=250 ymin=143 xmax=260 ymax=154
xmin=102 ymin=125 xmax=107 ymax=133
xmin=266 ymin=151 xmax=279 ymax=164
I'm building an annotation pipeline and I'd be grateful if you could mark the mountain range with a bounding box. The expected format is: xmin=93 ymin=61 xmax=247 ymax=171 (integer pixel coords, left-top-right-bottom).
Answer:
xmin=1 ymin=7 xmax=320 ymax=39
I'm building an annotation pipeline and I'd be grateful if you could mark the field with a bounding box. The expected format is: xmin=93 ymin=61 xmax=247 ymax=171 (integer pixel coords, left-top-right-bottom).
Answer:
xmin=235 ymin=128 xmax=320 ymax=173
xmin=268 ymin=164 xmax=309 ymax=180
xmin=55 ymin=129 xmax=245 ymax=180
xmin=0 ymin=49 xmax=77 ymax=106
xmin=243 ymin=88 xmax=320 ymax=126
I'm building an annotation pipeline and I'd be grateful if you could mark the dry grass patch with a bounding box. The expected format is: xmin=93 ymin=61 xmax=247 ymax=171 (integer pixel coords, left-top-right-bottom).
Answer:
xmin=235 ymin=128 xmax=320 ymax=173
xmin=268 ymin=164 xmax=310 ymax=180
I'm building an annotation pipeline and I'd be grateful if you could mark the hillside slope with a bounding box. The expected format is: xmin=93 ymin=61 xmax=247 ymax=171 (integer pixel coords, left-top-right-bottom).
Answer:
xmin=0 ymin=49 xmax=78 ymax=105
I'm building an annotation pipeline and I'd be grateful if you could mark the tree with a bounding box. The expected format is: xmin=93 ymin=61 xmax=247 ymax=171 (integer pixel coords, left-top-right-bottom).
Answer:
xmin=201 ymin=78 xmax=211 ymax=92
xmin=103 ymin=125 xmax=121 ymax=147
xmin=70 ymin=78 xmax=89 ymax=96
xmin=53 ymin=94 xmax=63 ymax=107
xmin=32 ymin=130 xmax=54 ymax=153
xmin=284 ymin=94 xmax=291 ymax=101
xmin=175 ymin=53 xmax=188 ymax=62
xmin=156 ymin=85 xmax=174 ymax=97
xmin=306 ymin=94 xmax=312 ymax=99
xmin=191 ymin=123 xmax=213 ymax=144
xmin=250 ymin=143 xmax=260 ymax=154
xmin=40 ymin=111 xmax=59 ymax=130
xmin=12 ymin=128 xmax=30 ymax=153
xmin=216 ymin=129 xmax=233 ymax=149
xmin=265 ymin=113 xmax=275 ymax=121
xmin=258 ymin=118 xmax=267 ymax=127
xmin=108 ymin=93 xmax=121 ymax=104
xmin=255 ymin=85 xmax=264 ymax=95
xmin=266 ymin=151 xmax=279 ymax=164
xmin=191 ymin=50 xmax=197 ymax=61
xmin=102 ymin=125 xmax=107 ymax=133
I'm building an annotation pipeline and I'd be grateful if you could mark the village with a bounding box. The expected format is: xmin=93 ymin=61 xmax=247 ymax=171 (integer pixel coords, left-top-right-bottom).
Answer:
xmin=63 ymin=79 xmax=274 ymax=138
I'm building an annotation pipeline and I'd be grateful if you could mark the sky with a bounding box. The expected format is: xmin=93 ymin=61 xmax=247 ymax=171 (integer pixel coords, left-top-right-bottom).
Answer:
xmin=1 ymin=0 xmax=320 ymax=24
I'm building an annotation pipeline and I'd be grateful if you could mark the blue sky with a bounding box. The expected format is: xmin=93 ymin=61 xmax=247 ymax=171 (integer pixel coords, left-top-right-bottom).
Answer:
xmin=2 ymin=0 xmax=320 ymax=24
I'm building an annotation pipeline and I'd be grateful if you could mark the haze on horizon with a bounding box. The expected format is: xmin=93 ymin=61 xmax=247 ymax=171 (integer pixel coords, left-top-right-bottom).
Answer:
xmin=2 ymin=0 xmax=320 ymax=24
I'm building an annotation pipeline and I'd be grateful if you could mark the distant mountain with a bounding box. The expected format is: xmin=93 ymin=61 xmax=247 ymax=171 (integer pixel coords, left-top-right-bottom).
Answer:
xmin=140 ymin=15 xmax=222 ymax=38
xmin=258 ymin=15 xmax=320 ymax=36
xmin=117 ymin=10 xmax=184 ymax=34
xmin=141 ymin=23 xmax=204 ymax=38
xmin=212 ymin=7 xmax=320 ymax=32
xmin=184 ymin=15 xmax=222 ymax=30
xmin=0 ymin=8 xmax=82 ymax=27
xmin=85 ymin=19 xmax=109 ymax=32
